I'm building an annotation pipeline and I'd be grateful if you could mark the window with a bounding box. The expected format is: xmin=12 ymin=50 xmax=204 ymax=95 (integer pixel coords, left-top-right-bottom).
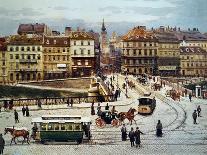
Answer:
xmin=27 ymin=55 xmax=31 ymax=60
xmin=57 ymin=56 xmax=60 ymax=61
xmin=21 ymin=47 xmax=24 ymax=51
xmin=67 ymin=124 xmax=73 ymax=131
xmin=74 ymin=124 xmax=81 ymax=131
xmin=16 ymin=47 xmax=19 ymax=51
xmin=88 ymin=41 xmax=90 ymax=45
xmin=139 ymin=50 xmax=141 ymax=55
xmin=37 ymin=54 xmax=41 ymax=60
xmin=32 ymin=47 xmax=35 ymax=51
xmin=37 ymin=47 xmax=41 ymax=51
xmin=74 ymin=50 xmax=77 ymax=55
xmin=149 ymin=50 xmax=152 ymax=56
xmin=63 ymin=49 xmax=65 ymax=52
xmin=10 ymin=73 xmax=13 ymax=81
xmin=144 ymin=43 xmax=146 ymax=47
xmin=144 ymin=49 xmax=147 ymax=56
xmin=133 ymin=50 xmax=136 ymax=55
xmin=10 ymin=47 xmax=13 ymax=51
xmin=16 ymin=73 xmax=19 ymax=80
xmin=127 ymin=49 xmax=129 ymax=55
xmin=54 ymin=124 xmax=59 ymax=131
xmin=15 ymin=54 xmax=19 ymax=59
xmin=2 ymin=61 xmax=5 ymax=66
xmin=74 ymin=41 xmax=76 ymax=45
xmin=77 ymin=60 xmax=82 ymax=65
xmin=27 ymin=47 xmax=30 ymax=51
xmin=10 ymin=54 xmax=13 ymax=59
xmin=81 ymin=49 xmax=84 ymax=55
xmin=22 ymin=54 xmax=24 ymax=59
xmin=49 ymin=56 xmax=51 ymax=61
xmin=133 ymin=60 xmax=136 ymax=64
xmin=63 ymin=56 xmax=66 ymax=61
xmin=53 ymin=56 xmax=55 ymax=61
xmin=58 ymin=49 xmax=60 ymax=53
xmin=61 ymin=124 xmax=65 ymax=130
xmin=85 ymin=60 xmax=89 ymax=65
xmin=88 ymin=50 xmax=90 ymax=55
xmin=48 ymin=124 xmax=54 ymax=131
xmin=41 ymin=124 xmax=47 ymax=131
xmin=33 ymin=54 xmax=35 ymax=59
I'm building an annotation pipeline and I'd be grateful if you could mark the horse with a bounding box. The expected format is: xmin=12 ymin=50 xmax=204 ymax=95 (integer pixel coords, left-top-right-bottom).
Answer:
xmin=4 ymin=127 xmax=30 ymax=145
xmin=117 ymin=108 xmax=137 ymax=125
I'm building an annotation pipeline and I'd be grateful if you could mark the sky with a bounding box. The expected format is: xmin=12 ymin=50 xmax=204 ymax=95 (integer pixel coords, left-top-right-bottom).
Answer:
xmin=0 ymin=0 xmax=207 ymax=36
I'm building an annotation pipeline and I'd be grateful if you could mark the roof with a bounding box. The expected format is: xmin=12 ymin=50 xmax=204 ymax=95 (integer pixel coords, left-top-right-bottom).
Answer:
xmin=122 ymin=27 xmax=157 ymax=42
xmin=8 ymin=35 xmax=43 ymax=45
xmin=180 ymin=46 xmax=207 ymax=54
xmin=154 ymin=31 xmax=179 ymax=43
xmin=0 ymin=41 xmax=7 ymax=51
xmin=174 ymin=31 xmax=207 ymax=41
xmin=69 ymin=31 xmax=94 ymax=40
xmin=43 ymin=36 xmax=70 ymax=47
xmin=18 ymin=23 xmax=46 ymax=35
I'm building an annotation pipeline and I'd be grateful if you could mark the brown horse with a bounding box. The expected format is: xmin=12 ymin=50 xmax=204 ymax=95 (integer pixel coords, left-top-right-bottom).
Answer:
xmin=117 ymin=108 xmax=137 ymax=125
xmin=4 ymin=127 xmax=30 ymax=145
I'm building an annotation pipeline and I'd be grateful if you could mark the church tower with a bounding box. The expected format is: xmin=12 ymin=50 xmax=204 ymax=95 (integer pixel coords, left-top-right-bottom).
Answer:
xmin=101 ymin=18 xmax=107 ymax=51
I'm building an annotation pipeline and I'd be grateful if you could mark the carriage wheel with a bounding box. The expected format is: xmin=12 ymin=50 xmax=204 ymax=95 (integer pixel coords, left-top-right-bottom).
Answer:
xmin=95 ymin=118 xmax=106 ymax=128
xmin=111 ymin=119 xmax=120 ymax=127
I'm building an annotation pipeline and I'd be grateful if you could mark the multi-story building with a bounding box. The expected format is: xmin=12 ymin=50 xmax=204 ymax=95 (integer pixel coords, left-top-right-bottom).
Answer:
xmin=69 ymin=31 xmax=95 ymax=77
xmin=0 ymin=39 xmax=7 ymax=84
xmin=121 ymin=26 xmax=158 ymax=75
xmin=6 ymin=35 xmax=43 ymax=83
xmin=17 ymin=23 xmax=52 ymax=36
xmin=42 ymin=36 xmax=70 ymax=79
xmin=154 ymin=27 xmax=180 ymax=76
xmin=180 ymin=46 xmax=207 ymax=76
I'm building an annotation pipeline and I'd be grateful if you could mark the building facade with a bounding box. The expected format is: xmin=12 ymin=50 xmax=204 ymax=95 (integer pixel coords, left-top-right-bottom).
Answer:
xmin=69 ymin=31 xmax=95 ymax=77
xmin=180 ymin=46 xmax=207 ymax=77
xmin=0 ymin=40 xmax=7 ymax=84
xmin=6 ymin=35 xmax=43 ymax=83
xmin=121 ymin=26 xmax=158 ymax=75
xmin=42 ymin=36 xmax=70 ymax=80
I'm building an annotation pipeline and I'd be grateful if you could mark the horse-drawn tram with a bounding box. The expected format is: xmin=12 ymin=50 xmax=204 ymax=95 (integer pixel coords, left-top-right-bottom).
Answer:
xmin=138 ymin=93 xmax=156 ymax=115
xmin=31 ymin=115 xmax=91 ymax=144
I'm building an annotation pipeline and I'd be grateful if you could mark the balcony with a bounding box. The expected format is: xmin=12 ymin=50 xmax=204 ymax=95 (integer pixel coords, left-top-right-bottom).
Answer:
xmin=19 ymin=59 xmax=37 ymax=63
xmin=20 ymin=68 xmax=38 ymax=72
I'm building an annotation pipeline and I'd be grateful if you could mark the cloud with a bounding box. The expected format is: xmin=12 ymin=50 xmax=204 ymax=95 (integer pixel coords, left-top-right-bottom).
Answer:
xmin=99 ymin=6 xmax=122 ymax=14
xmin=0 ymin=7 xmax=44 ymax=17
xmin=53 ymin=6 xmax=68 ymax=10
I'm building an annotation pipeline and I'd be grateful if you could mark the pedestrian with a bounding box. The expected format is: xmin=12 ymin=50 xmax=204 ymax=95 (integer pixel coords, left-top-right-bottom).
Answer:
xmin=70 ymin=98 xmax=73 ymax=107
xmin=14 ymin=109 xmax=19 ymax=123
xmin=128 ymin=127 xmax=135 ymax=147
xmin=0 ymin=134 xmax=5 ymax=155
xmin=97 ymin=103 xmax=101 ymax=116
xmin=0 ymin=104 xmax=2 ymax=113
xmin=105 ymin=103 xmax=109 ymax=110
xmin=192 ymin=110 xmax=197 ymax=124
xmin=121 ymin=124 xmax=127 ymax=141
xmin=22 ymin=105 xmax=26 ymax=116
xmin=32 ymin=123 xmax=38 ymax=140
xmin=25 ymin=105 xmax=29 ymax=117
xmin=91 ymin=101 xmax=95 ymax=115
xmin=66 ymin=98 xmax=70 ymax=107
xmin=197 ymin=105 xmax=201 ymax=117
xmin=118 ymin=88 xmax=121 ymax=97
xmin=156 ymin=120 xmax=163 ymax=137
xmin=3 ymin=100 xmax=8 ymax=111
xmin=9 ymin=99 xmax=14 ymax=110
xmin=189 ymin=93 xmax=192 ymax=102
xmin=37 ymin=99 xmax=42 ymax=109
xmin=185 ymin=89 xmax=187 ymax=97
xmin=134 ymin=127 xmax=144 ymax=147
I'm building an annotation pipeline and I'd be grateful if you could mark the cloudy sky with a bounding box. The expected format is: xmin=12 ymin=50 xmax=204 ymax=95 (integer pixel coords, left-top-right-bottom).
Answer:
xmin=0 ymin=0 xmax=206 ymax=36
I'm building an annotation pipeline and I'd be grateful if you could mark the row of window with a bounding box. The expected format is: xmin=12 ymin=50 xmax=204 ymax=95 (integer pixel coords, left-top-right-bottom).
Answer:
xmin=71 ymin=41 xmax=92 ymax=46
xmin=126 ymin=67 xmax=152 ymax=74
xmin=44 ymin=55 xmax=70 ymax=61
xmin=182 ymin=62 xmax=207 ymax=67
xmin=75 ymin=60 xmax=90 ymax=66
xmin=41 ymin=123 xmax=81 ymax=131
xmin=125 ymin=59 xmax=154 ymax=65
xmin=44 ymin=48 xmax=69 ymax=53
xmin=73 ymin=49 xmax=92 ymax=55
xmin=9 ymin=46 xmax=41 ymax=52
xmin=10 ymin=54 xmax=41 ymax=60
xmin=10 ymin=73 xmax=41 ymax=81
xmin=181 ymin=55 xmax=207 ymax=59
xmin=124 ymin=42 xmax=158 ymax=47
xmin=124 ymin=49 xmax=157 ymax=56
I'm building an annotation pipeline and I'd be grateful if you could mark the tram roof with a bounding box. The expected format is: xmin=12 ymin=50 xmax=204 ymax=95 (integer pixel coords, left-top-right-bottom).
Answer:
xmin=138 ymin=96 xmax=154 ymax=100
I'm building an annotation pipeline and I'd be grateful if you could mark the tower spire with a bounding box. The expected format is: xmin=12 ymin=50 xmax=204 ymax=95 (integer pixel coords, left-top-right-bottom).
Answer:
xmin=102 ymin=18 xmax=106 ymax=32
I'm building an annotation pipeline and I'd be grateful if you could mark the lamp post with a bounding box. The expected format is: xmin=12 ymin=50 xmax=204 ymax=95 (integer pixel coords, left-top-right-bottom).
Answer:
xmin=125 ymin=73 xmax=128 ymax=98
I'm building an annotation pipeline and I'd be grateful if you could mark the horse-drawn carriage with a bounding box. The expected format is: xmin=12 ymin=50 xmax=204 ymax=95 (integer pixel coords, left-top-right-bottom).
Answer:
xmin=151 ymin=83 xmax=162 ymax=91
xmin=95 ymin=110 xmax=120 ymax=128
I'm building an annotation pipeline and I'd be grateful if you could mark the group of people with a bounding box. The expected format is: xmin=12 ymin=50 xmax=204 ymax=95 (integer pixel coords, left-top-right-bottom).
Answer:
xmin=192 ymin=105 xmax=202 ymax=124
xmin=1 ymin=99 xmax=14 ymax=111
xmin=121 ymin=120 xmax=163 ymax=147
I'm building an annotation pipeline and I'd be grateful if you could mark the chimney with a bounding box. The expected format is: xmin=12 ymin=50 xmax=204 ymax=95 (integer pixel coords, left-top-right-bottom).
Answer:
xmin=65 ymin=27 xmax=72 ymax=36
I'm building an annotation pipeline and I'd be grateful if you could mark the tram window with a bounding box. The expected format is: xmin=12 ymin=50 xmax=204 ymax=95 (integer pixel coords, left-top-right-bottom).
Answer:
xmin=48 ymin=124 xmax=54 ymax=131
xmin=67 ymin=124 xmax=73 ymax=131
xmin=61 ymin=124 xmax=66 ymax=130
xmin=54 ymin=124 xmax=59 ymax=130
xmin=41 ymin=124 xmax=47 ymax=131
xmin=75 ymin=124 xmax=81 ymax=131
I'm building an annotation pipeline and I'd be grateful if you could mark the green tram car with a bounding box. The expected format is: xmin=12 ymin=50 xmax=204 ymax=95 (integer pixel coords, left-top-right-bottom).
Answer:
xmin=32 ymin=115 xmax=91 ymax=143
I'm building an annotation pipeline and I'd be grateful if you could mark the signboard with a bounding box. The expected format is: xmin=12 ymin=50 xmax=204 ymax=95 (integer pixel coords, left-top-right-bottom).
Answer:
xmin=158 ymin=66 xmax=176 ymax=71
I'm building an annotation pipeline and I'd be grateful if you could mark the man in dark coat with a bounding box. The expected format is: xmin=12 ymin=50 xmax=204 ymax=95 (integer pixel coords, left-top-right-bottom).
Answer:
xmin=189 ymin=93 xmax=192 ymax=102
xmin=156 ymin=120 xmax=163 ymax=137
xmin=0 ymin=134 xmax=5 ymax=155
xmin=134 ymin=127 xmax=144 ymax=147
xmin=192 ymin=110 xmax=197 ymax=124
xmin=22 ymin=106 xmax=26 ymax=116
xmin=105 ymin=103 xmax=109 ymax=110
xmin=121 ymin=124 xmax=127 ymax=141
xmin=91 ymin=102 xmax=95 ymax=115
xmin=128 ymin=127 xmax=135 ymax=147
xmin=3 ymin=100 xmax=8 ymax=111
xmin=14 ymin=109 xmax=19 ymax=123
xmin=25 ymin=106 xmax=29 ymax=117
xmin=197 ymin=105 xmax=201 ymax=117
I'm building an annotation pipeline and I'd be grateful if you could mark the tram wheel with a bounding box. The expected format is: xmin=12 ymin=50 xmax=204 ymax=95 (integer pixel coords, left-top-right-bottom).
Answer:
xmin=111 ymin=119 xmax=119 ymax=127
xmin=95 ymin=118 xmax=106 ymax=128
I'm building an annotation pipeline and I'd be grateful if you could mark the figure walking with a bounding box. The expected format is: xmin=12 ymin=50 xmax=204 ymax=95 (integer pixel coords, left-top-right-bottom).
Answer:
xmin=121 ymin=124 xmax=127 ymax=141
xmin=189 ymin=93 xmax=192 ymax=102
xmin=26 ymin=105 xmax=30 ymax=117
xmin=105 ymin=103 xmax=109 ymax=110
xmin=32 ymin=123 xmax=38 ymax=140
xmin=91 ymin=101 xmax=95 ymax=115
xmin=70 ymin=98 xmax=73 ymax=107
xmin=134 ymin=127 xmax=144 ymax=147
xmin=37 ymin=99 xmax=42 ymax=109
xmin=197 ymin=105 xmax=201 ymax=117
xmin=22 ymin=105 xmax=26 ymax=116
xmin=128 ymin=127 xmax=135 ymax=147
xmin=156 ymin=120 xmax=163 ymax=137
xmin=14 ymin=109 xmax=19 ymax=123
xmin=0 ymin=134 xmax=5 ymax=155
xmin=192 ymin=110 xmax=197 ymax=124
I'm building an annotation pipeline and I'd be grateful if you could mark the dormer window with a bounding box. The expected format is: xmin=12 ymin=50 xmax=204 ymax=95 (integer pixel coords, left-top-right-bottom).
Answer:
xmin=21 ymin=47 xmax=24 ymax=51
xmin=27 ymin=47 xmax=30 ymax=51
xmin=64 ymin=41 xmax=67 ymax=45
xmin=46 ymin=39 xmax=49 ymax=44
